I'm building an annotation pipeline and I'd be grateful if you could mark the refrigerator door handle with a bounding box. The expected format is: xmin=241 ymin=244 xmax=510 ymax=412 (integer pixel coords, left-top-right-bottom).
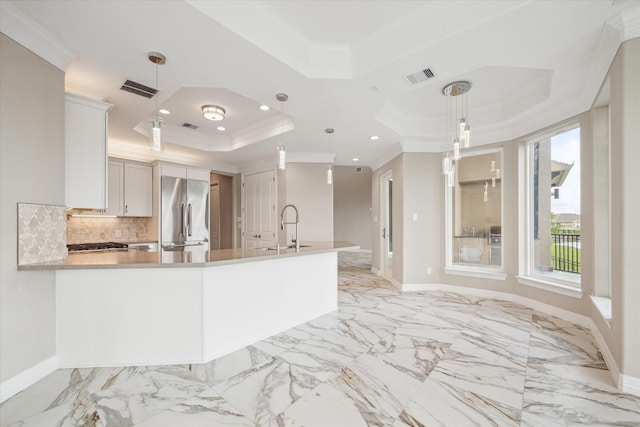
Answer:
xmin=180 ymin=203 xmax=186 ymax=238
xmin=187 ymin=203 xmax=193 ymax=237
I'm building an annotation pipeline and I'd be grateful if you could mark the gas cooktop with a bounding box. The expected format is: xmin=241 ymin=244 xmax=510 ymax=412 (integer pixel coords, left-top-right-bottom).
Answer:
xmin=67 ymin=242 xmax=129 ymax=252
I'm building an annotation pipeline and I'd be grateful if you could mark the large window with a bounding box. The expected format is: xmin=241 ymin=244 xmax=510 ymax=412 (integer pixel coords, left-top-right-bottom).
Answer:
xmin=445 ymin=148 xmax=504 ymax=278
xmin=522 ymin=126 xmax=581 ymax=290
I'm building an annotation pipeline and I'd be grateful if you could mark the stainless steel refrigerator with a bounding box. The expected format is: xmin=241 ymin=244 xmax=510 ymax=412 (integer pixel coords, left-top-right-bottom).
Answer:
xmin=161 ymin=176 xmax=209 ymax=251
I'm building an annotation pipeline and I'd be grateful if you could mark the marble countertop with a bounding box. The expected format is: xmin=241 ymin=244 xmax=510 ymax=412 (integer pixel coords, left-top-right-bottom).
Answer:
xmin=18 ymin=241 xmax=359 ymax=271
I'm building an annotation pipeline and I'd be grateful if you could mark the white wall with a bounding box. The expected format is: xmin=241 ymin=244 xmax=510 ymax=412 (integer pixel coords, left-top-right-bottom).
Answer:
xmin=282 ymin=163 xmax=333 ymax=243
xmin=333 ymin=166 xmax=372 ymax=249
xmin=0 ymin=34 xmax=64 ymax=383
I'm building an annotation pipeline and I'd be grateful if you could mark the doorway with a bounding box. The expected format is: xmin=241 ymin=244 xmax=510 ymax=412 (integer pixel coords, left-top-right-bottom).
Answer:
xmin=380 ymin=170 xmax=393 ymax=280
xmin=210 ymin=173 xmax=233 ymax=250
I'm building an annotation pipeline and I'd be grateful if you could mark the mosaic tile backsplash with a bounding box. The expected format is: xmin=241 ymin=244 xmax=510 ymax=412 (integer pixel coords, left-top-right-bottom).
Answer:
xmin=66 ymin=216 xmax=151 ymax=244
xmin=18 ymin=203 xmax=67 ymax=265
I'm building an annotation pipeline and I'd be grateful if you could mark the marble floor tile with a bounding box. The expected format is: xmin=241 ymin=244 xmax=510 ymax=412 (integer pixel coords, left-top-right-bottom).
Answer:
xmin=528 ymin=312 xmax=607 ymax=368
xmin=132 ymin=389 xmax=255 ymax=427
xmin=522 ymin=363 xmax=640 ymax=426
xmin=398 ymin=376 xmax=521 ymax=427
xmin=89 ymin=366 xmax=211 ymax=426
xmin=212 ymin=355 xmax=337 ymax=426
xmin=2 ymin=250 xmax=637 ymax=427
xmin=188 ymin=345 xmax=274 ymax=386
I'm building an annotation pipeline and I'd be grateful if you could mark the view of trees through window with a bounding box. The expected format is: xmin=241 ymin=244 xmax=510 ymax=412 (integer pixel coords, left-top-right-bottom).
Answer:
xmin=529 ymin=127 xmax=581 ymax=283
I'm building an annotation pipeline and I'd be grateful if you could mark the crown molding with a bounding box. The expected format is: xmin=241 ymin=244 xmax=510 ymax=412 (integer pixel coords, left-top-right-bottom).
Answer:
xmin=0 ymin=1 xmax=76 ymax=71
xmin=108 ymin=139 xmax=238 ymax=174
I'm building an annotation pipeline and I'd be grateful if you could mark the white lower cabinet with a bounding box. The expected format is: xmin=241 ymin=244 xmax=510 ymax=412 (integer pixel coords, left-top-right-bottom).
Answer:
xmin=106 ymin=159 xmax=152 ymax=217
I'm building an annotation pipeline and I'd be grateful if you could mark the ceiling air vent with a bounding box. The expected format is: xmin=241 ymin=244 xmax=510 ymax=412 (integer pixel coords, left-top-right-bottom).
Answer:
xmin=120 ymin=79 xmax=158 ymax=98
xmin=356 ymin=166 xmax=363 ymax=173
xmin=182 ymin=122 xmax=199 ymax=130
xmin=405 ymin=68 xmax=435 ymax=85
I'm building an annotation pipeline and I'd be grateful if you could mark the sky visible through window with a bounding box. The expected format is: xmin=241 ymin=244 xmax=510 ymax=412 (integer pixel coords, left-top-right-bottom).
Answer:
xmin=551 ymin=127 xmax=580 ymax=215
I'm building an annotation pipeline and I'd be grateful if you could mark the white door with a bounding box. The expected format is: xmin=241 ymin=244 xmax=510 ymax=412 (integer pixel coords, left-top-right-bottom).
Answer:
xmin=244 ymin=170 xmax=276 ymax=249
xmin=380 ymin=170 xmax=393 ymax=280
xmin=210 ymin=182 xmax=220 ymax=250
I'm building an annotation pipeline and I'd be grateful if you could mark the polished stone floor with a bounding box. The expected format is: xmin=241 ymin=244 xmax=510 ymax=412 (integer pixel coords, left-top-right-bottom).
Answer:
xmin=1 ymin=251 xmax=639 ymax=426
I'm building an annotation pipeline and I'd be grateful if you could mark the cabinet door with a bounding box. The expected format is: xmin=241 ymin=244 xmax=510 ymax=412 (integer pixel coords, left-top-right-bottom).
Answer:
xmin=124 ymin=163 xmax=152 ymax=217
xmin=65 ymin=94 xmax=111 ymax=209
xmin=105 ymin=160 xmax=124 ymax=216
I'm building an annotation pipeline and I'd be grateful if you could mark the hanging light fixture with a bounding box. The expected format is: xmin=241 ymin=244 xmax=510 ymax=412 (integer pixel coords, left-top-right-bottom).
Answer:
xmin=148 ymin=52 xmax=166 ymax=153
xmin=442 ymin=81 xmax=472 ymax=183
xmin=275 ymin=93 xmax=288 ymax=170
xmin=325 ymin=128 xmax=334 ymax=185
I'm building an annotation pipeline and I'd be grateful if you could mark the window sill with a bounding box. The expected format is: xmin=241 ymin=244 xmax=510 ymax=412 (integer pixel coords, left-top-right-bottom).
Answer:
xmin=590 ymin=295 xmax=612 ymax=327
xmin=445 ymin=267 xmax=507 ymax=281
xmin=516 ymin=275 xmax=583 ymax=299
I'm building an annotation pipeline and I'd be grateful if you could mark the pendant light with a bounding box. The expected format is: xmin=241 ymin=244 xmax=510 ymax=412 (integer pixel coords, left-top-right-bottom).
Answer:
xmin=148 ymin=52 xmax=166 ymax=153
xmin=442 ymin=81 xmax=472 ymax=184
xmin=276 ymin=93 xmax=288 ymax=170
xmin=325 ymin=128 xmax=334 ymax=185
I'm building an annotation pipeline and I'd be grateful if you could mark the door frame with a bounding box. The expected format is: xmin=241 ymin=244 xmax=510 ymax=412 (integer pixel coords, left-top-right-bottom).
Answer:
xmin=379 ymin=169 xmax=393 ymax=280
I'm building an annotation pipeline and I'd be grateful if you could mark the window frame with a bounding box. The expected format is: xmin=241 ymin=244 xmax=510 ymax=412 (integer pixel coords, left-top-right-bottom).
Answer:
xmin=444 ymin=146 xmax=507 ymax=280
xmin=517 ymin=124 xmax=583 ymax=297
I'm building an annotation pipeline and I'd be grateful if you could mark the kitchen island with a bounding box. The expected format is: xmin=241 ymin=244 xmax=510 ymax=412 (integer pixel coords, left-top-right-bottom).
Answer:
xmin=21 ymin=242 xmax=357 ymax=368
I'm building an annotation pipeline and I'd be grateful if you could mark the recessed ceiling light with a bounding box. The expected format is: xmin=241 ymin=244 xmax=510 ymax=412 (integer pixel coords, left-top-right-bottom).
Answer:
xmin=217 ymin=126 xmax=226 ymax=131
xmin=159 ymin=109 xmax=171 ymax=115
xmin=369 ymin=135 xmax=379 ymax=140
xmin=259 ymin=105 xmax=270 ymax=111
xmin=352 ymin=158 xmax=359 ymax=162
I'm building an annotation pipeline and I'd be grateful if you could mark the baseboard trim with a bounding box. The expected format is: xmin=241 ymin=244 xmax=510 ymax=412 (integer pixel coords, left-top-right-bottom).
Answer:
xmin=401 ymin=282 xmax=639 ymax=397
xmin=620 ymin=374 xmax=640 ymax=397
xmin=0 ymin=355 xmax=58 ymax=403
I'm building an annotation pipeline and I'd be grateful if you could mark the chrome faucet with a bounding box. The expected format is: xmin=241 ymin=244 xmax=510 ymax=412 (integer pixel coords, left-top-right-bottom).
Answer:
xmin=280 ymin=204 xmax=300 ymax=249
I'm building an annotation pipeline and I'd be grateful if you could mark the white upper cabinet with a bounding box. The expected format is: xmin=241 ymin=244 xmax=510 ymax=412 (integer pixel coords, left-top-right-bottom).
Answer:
xmin=124 ymin=163 xmax=152 ymax=217
xmin=105 ymin=159 xmax=124 ymax=216
xmin=106 ymin=159 xmax=153 ymax=217
xmin=65 ymin=93 xmax=112 ymax=209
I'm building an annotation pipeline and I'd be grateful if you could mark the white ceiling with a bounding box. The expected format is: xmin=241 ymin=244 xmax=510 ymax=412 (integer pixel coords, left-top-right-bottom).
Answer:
xmin=4 ymin=0 xmax=640 ymax=172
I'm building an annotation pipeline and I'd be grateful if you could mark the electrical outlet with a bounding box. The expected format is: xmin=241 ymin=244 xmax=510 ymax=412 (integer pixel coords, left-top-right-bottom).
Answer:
xmin=115 ymin=230 xmax=122 ymax=238
xmin=427 ymin=266 xmax=432 ymax=275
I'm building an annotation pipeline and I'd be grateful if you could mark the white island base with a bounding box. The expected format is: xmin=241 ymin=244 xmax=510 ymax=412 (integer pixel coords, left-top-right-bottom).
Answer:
xmin=55 ymin=251 xmax=337 ymax=368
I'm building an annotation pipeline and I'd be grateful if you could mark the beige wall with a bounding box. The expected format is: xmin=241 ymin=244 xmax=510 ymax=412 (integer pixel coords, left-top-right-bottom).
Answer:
xmin=282 ymin=163 xmax=333 ymax=243
xmin=0 ymin=34 xmax=64 ymax=382
xmin=333 ymin=166 xmax=372 ymax=249
xmin=402 ymin=153 xmax=443 ymax=284
xmin=370 ymin=39 xmax=640 ymax=383
xmin=608 ymin=37 xmax=640 ymax=378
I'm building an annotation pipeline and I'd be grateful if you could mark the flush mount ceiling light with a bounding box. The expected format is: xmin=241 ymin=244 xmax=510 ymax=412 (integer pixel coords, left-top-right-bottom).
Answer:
xmin=369 ymin=135 xmax=379 ymax=140
xmin=259 ymin=105 xmax=270 ymax=111
xmin=201 ymin=105 xmax=226 ymax=121
xmin=159 ymin=109 xmax=171 ymax=115
xmin=148 ymin=51 xmax=166 ymax=153
xmin=442 ymin=80 xmax=472 ymax=186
